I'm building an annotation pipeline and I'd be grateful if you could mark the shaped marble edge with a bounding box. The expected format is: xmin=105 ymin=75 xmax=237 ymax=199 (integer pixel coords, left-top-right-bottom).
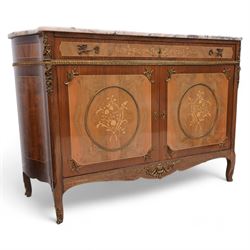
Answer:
xmin=8 ymin=26 xmax=242 ymax=40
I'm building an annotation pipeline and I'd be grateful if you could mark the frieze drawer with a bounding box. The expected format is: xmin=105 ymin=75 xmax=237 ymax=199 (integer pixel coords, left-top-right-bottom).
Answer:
xmin=56 ymin=39 xmax=235 ymax=60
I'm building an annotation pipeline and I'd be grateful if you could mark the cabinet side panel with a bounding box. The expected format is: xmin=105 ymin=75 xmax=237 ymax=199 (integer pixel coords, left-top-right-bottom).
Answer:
xmin=11 ymin=35 xmax=42 ymax=62
xmin=11 ymin=35 xmax=52 ymax=183
xmin=14 ymin=65 xmax=51 ymax=182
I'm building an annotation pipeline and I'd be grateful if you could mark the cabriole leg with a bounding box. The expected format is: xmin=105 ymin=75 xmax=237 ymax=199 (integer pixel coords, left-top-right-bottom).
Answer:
xmin=23 ymin=172 xmax=32 ymax=197
xmin=226 ymin=152 xmax=235 ymax=182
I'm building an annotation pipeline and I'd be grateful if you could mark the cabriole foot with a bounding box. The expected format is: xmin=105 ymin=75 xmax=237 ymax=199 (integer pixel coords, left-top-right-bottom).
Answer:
xmin=54 ymin=189 xmax=64 ymax=224
xmin=56 ymin=208 xmax=64 ymax=224
xmin=23 ymin=172 xmax=32 ymax=197
xmin=226 ymin=153 xmax=235 ymax=182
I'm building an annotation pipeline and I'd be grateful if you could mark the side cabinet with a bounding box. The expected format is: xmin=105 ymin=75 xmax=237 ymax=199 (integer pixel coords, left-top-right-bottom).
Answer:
xmin=9 ymin=28 xmax=241 ymax=223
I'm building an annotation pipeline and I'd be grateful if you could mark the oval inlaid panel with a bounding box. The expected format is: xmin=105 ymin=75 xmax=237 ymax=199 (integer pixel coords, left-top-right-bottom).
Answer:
xmin=85 ymin=86 xmax=139 ymax=151
xmin=178 ymin=84 xmax=218 ymax=139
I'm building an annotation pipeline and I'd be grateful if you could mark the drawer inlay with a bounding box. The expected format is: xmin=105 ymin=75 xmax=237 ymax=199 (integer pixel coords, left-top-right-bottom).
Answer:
xmin=59 ymin=41 xmax=234 ymax=59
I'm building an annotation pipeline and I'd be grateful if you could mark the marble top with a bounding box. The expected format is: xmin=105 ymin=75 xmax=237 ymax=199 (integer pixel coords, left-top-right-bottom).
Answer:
xmin=8 ymin=26 xmax=242 ymax=40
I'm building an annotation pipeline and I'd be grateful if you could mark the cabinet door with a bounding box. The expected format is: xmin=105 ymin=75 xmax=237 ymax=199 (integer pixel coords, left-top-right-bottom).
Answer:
xmin=57 ymin=66 xmax=159 ymax=177
xmin=161 ymin=65 xmax=234 ymax=159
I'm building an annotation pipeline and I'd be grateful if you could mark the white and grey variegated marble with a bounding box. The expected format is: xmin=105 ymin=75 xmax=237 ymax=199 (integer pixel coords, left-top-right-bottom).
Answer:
xmin=8 ymin=26 xmax=242 ymax=40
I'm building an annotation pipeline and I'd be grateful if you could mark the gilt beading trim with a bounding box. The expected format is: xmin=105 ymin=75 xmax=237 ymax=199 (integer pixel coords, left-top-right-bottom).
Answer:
xmin=13 ymin=59 xmax=240 ymax=67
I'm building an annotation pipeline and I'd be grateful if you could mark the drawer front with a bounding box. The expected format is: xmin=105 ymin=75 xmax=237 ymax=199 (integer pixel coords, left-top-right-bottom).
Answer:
xmin=56 ymin=39 xmax=235 ymax=60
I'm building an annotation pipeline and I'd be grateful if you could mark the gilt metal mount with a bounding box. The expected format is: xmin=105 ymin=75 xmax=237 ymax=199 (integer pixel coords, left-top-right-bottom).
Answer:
xmin=77 ymin=44 xmax=100 ymax=55
xmin=144 ymin=148 xmax=153 ymax=161
xmin=145 ymin=160 xmax=181 ymax=179
xmin=208 ymin=48 xmax=223 ymax=58
xmin=65 ymin=69 xmax=79 ymax=85
xmin=166 ymin=68 xmax=176 ymax=83
xmin=45 ymin=64 xmax=53 ymax=93
xmin=223 ymin=68 xmax=232 ymax=80
xmin=143 ymin=68 xmax=155 ymax=84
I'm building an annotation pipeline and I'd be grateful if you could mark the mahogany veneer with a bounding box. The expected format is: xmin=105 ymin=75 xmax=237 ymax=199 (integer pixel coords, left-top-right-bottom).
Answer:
xmin=9 ymin=28 xmax=241 ymax=224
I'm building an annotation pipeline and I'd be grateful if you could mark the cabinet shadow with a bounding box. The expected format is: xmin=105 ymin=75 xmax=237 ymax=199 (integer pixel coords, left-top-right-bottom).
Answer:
xmin=63 ymin=163 xmax=224 ymax=208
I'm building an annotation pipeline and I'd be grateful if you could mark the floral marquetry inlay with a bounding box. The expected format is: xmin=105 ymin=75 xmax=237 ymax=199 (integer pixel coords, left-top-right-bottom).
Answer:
xmin=95 ymin=95 xmax=129 ymax=143
xmin=85 ymin=86 xmax=140 ymax=151
xmin=178 ymin=84 xmax=218 ymax=139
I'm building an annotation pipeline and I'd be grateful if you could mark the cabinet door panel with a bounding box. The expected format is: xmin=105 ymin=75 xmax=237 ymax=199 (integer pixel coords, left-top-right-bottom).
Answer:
xmin=163 ymin=65 xmax=233 ymax=159
xmin=57 ymin=66 xmax=159 ymax=177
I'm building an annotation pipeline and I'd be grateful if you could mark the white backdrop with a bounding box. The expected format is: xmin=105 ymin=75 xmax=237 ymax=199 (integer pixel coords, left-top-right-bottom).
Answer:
xmin=1 ymin=0 xmax=250 ymax=249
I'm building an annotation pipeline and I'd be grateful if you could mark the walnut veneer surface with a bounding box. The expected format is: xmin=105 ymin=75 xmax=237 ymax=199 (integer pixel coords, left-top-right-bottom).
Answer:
xmin=9 ymin=27 xmax=241 ymax=224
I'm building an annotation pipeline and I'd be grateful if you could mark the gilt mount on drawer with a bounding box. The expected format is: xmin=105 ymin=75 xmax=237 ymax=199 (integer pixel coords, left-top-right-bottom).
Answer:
xmin=9 ymin=27 xmax=241 ymax=224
